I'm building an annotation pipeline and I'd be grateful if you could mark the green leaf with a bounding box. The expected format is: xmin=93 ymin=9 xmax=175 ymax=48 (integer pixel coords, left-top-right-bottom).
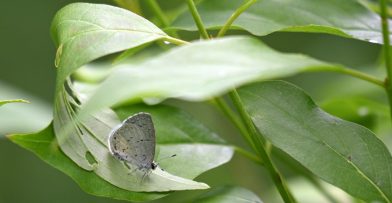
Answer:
xmin=238 ymin=81 xmax=392 ymax=203
xmin=0 ymin=99 xmax=29 ymax=106
xmin=7 ymin=124 xmax=165 ymax=202
xmin=171 ymin=0 xmax=388 ymax=44
xmin=79 ymin=36 xmax=343 ymax=117
xmin=51 ymin=3 xmax=168 ymax=92
xmin=193 ymin=186 xmax=263 ymax=203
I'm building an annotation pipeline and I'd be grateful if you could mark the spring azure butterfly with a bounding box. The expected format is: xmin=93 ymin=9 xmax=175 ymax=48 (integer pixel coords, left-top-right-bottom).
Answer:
xmin=108 ymin=112 xmax=158 ymax=175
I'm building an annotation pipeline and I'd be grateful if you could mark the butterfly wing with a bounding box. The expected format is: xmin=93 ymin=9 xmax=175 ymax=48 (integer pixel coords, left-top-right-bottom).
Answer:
xmin=108 ymin=113 xmax=156 ymax=169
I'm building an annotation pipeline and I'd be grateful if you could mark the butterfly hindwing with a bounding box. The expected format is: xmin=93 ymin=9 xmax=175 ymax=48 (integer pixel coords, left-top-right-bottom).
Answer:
xmin=108 ymin=112 xmax=156 ymax=170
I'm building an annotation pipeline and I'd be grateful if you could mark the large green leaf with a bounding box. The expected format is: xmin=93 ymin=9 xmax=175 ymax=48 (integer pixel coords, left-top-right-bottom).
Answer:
xmin=51 ymin=3 xmax=168 ymax=92
xmin=78 ymin=36 xmax=344 ymax=117
xmin=193 ymin=186 xmax=263 ymax=203
xmin=172 ymin=0 xmax=388 ymax=44
xmin=238 ymin=81 xmax=392 ymax=202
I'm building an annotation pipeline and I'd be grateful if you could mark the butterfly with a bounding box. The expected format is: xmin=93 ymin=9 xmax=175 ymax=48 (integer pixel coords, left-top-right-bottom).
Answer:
xmin=108 ymin=112 xmax=157 ymax=175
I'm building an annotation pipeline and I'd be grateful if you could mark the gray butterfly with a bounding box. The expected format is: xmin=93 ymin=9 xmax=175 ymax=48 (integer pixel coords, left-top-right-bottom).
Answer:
xmin=108 ymin=112 xmax=157 ymax=173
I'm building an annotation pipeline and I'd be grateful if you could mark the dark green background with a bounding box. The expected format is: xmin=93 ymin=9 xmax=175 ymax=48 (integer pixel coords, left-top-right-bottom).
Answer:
xmin=0 ymin=1 xmax=382 ymax=203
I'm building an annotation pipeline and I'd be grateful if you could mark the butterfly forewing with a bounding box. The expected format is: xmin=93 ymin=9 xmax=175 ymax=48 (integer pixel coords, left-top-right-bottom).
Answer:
xmin=108 ymin=113 xmax=156 ymax=170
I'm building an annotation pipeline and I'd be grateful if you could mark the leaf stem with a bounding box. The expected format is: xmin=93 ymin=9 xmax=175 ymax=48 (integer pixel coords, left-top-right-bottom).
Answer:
xmin=379 ymin=0 xmax=392 ymax=119
xmin=186 ymin=0 xmax=210 ymax=39
xmin=114 ymin=0 xmax=142 ymax=15
xmin=229 ymin=90 xmax=297 ymax=203
xmin=214 ymin=98 xmax=254 ymax=148
xmin=234 ymin=146 xmax=263 ymax=165
xmin=326 ymin=66 xmax=385 ymax=87
xmin=163 ymin=36 xmax=189 ymax=46
xmin=216 ymin=0 xmax=258 ymax=37
xmin=145 ymin=0 xmax=179 ymax=38
xmin=145 ymin=0 xmax=170 ymax=27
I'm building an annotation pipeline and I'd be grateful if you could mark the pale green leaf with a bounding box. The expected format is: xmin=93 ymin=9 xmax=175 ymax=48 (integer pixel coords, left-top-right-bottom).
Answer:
xmin=79 ymin=36 xmax=343 ymax=117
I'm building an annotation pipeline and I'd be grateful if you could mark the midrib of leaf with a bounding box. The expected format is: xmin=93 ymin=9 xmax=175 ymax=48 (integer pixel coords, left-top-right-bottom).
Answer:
xmin=324 ymin=141 xmax=389 ymax=202
xmin=80 ymin=122 xmax=108 ymax=147
xmin=9 ymin=138 xmax=52 ymax=144
xmin=243 ymin=90 xmax=390 ymax=202
xmin=55 ymin=19 xmax=166 ymax=46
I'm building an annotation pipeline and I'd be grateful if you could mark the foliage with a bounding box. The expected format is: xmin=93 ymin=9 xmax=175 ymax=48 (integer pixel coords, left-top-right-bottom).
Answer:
xmin=4 ymin=0 xmax=392 ymax=202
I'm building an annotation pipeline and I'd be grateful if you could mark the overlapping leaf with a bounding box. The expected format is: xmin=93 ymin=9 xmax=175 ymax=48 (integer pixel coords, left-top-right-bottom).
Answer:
xmin=172 ymin=0 xmax=389 ymax=44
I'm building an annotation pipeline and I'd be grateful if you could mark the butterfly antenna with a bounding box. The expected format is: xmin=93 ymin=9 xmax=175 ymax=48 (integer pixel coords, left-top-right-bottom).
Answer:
xmin=157 ymin=154 xmax=177 ymax=162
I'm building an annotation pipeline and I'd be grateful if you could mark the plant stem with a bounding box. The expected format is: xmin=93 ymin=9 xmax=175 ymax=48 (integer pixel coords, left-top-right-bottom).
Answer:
xmin=215 ymin=1 xmax=295 ymax=201
xmin=234 ymin=146 xmax=263 ymax=165
xmin=163 ymin=36 xmax=190 ymax=46
xmin=186 ymin=0 xmax=210 ymax=39
xmin=327 ymin=66 xmax=385 ymax=87
xmin=114 ymin=0 xmax=142 ymax=15
xmin=274 ymin=150 xmax=339 ymax=203
xmin=145 ymin=0 xmax=180 ymax=38
xmin=145 ymin=0 xmax=170 ymax=27
xmin=229 ymin=90 xmax=297 ymax=203
xmin=214 ymin=98 xmax=254 ymax=147
xmin=379 ymin=0 xmax=392 ymax=119
xmin=217 ymin=0 xmax=258 ymax=37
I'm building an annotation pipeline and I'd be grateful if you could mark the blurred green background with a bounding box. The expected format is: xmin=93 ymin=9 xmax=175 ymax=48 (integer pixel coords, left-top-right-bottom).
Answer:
xmin=0 ymin=1 xmax=386 ymax=203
